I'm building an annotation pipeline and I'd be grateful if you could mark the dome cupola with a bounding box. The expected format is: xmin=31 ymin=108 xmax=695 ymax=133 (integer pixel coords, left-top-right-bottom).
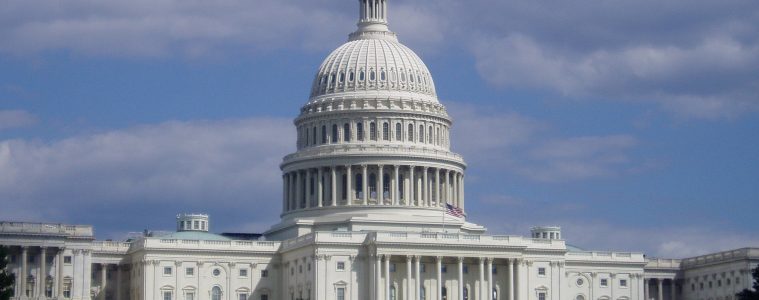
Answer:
xmin=176 ymin=213 xmax=210 ymax=232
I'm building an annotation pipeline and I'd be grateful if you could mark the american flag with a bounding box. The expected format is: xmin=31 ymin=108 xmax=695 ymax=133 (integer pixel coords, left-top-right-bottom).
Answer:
xmin=445 ymin=203 xmax=465 ymax=218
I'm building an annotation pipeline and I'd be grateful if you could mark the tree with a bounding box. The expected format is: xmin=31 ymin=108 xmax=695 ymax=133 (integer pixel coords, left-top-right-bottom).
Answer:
xmin=0 ymin=245 xmax=15 ymax=300
xmin=737 ymin=265 xmax=759 ymax=300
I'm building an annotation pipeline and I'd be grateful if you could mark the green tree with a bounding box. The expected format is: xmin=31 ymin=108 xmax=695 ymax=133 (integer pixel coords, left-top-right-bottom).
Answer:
xmin=737 ymin=265 xmax=759 ymax=300
xmin=0 ymin=245 xmax=15 ymax=300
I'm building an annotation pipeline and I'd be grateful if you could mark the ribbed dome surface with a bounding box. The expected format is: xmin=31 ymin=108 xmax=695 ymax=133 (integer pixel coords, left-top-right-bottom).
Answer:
xmin=309 ymin=38 xmax=438 ymax=103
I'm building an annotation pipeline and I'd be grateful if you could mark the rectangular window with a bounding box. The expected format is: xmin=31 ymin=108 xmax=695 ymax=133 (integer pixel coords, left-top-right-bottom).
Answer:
xmin=538 ymin=267 xmax=546 ymax=276
xmin=63 ymin=280 xmax=72 ymax=299
xmin=492 ymin=266 xmax=497 ymax=274
xmin=421 ymin=264 xmax=426 ymax=273
xmin=441 ymin=266 xmax=447 ymax=273
xmin=239 ymin=269 xmax=248 ymax=277
xmin=163 ymin=291 xmax=172 ymax=300
xmin=64 ymin=256 xmax=72 ymax=264
xmin=390 ymin=263 xmax=396 ymax=273
xmin=463 ymin=266 xmax=468 ymax=274
xmin=193 ymin=221 xmax=199 ymax=230
xmin=261 ymin=270 xmax=269 ymax=278
xmin=337 ymin=288 xmax=345 ymax=300
xmin=185 ymin=292 xmax=194 ymax=300
xmin=538 ymin=293 xmax=546 ymax=300
xmin=600 ymin=279 xmax=608 ymax=287
xmin=163 ymin=267 xmax=172 ymax=276
xmin=185 ymin=267 xmax=194 ymax=276
xmin=238 ymin=293 xmax=247 ymax=300
xmin=337 ymin=262 xmax=346 ymax=271
xmin=620 ymin=279 xmax=628 ymax=287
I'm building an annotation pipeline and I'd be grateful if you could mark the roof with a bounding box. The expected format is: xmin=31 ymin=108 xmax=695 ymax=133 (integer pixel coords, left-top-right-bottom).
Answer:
xmin=567 ymin=244 xmax=586 ymax=252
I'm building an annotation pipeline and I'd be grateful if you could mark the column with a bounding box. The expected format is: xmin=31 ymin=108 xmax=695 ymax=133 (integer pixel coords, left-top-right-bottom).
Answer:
xmin=670 ymin=279 xmax=676 ymax=300
xmin=317 ymin=168 xmax=324 ymax=207
xmin=40 ymin=247 xmax=47 ymax=298
xmin=346 ymin=166 xmax=353 ymax=205
xmin=644 ymin=279 xmax=649 ymax=300
xmin=282 ymin=174 xmax=288 ymax=212
xmin=508 ymin=259 xmax=515 ymax=300
xmin=385 ymin=255 xmax=391 ymax=300
xmin=461 ymin=175 xmax=465 ymax=211
xmin=375 ymin=255 xmax=382 ymax=300
xmin=406 ymin=256 xmax=413 ymax=300
xmin=377 ymin=165 xmax=384 ymax=205
xmin=444 ymin=170 xmax=450 ymax=205
xmin=457 ymin=257 xmax=464 ymax=300
xmin=479 ymin=258 xmax=485 ymax=300
xmin=408 ymin=166 xmax=415 ymax=206
xmin=331 ymin=167 xmax=338 ymax=206
xmin=393 ymin=165 xmax=400 ymax=205
xmin=436 ymin=257 xmax=443 ymax=300
xmin=289 ymin=172 xmax=296 ymax=210
xmin=658 ymin=279 xmax=663 ymax=300
xmin=362 ymin=165 xmax=369 ymax=205
xmin=83 ymin=251 xmax=92 ymax=300
xmin=57 ymin=248 xmax=65 ymax=298
xmin=100 ymin=264 xmax=107 ymax=300
xmin=452 ymin=172 xmax=458 ymax=207
xmin=21 ymin=246 xmax=28 ymax=298
xmin=116 ymin=265 xmax=122 ymax=300
xmin=486 ymin=259 xmax=493 ymax=300
xmin=305 ymin=169 xmax=312 ymax=208
xmin=422 ymin=167 xmax=429 ymax=206
xmin=295 ymin=171 xmax=302 ymax=209
xmin=415 ymin=256 xmax=421 ymax=300
xmin=434 ymin=169 xmax=440 ymax=207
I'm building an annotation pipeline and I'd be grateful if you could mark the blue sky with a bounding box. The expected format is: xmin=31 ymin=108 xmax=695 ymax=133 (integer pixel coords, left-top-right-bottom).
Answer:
xmin=1 ymin=0 xmax=758 ymax=258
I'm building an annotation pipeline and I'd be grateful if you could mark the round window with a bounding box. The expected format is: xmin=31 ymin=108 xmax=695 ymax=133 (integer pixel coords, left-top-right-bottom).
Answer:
xmin=213 ymin=269 xmax=221 ymax=276
xmin=576 ymin=278 xmax=584 ymax=286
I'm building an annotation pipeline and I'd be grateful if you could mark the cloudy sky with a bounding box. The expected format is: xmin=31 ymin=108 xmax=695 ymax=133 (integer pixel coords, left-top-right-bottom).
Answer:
xmin=1 ymin=0 xmax=758 ymax=258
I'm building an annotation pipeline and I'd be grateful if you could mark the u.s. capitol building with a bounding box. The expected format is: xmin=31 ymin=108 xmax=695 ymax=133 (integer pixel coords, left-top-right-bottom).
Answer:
xmin=1 ymin=1 xmax=757 ymax=300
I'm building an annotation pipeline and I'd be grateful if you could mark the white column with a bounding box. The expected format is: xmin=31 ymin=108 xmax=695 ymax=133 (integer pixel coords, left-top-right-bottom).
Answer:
xmin=460 ymin=175 xmax=465 ymax=211
xmin=422 ymin=167 xmax=429 ymax=206
xmin=21 ymin=246 xmax=28 ymax=299
xmin=658 ymin=279 xmax=663 ymax=300
xmin=317 ymin=168 xmax=324 ymax=207
xmin=363 ymin=165 xmax=369 ymax=205
xmin=375 ymin=255 xmax=382 ymax=300
xmin=434 ymin=169 xmax=440 ymax=207
xmin=331 ymin=167 xmax=338 ymax=206
xmin=116 ymin=266 xmax=122 ymax=300
xmin=508 ymin=259 xmax=515 ymax=300
xmin=305 ymin=169 xmax=312 ymax=208
xmin=644 ymin=279 xmax=649 ymax=300
xmin=408 ymin=166 xmax=415 ymax=206
xmin=457 ymin=257 xmax=464 ymax=300
xmin=393 ymin=165 xmax=400 ymax=205
xmin=436 ymin=257 xmax=443 ymax=300
xmin=406 ymin=256 xmax=413 ymax=300
xmin=83 ymin=251 xmax=92 ymax=300
xmin=40 ymin=247 xmax=47 ymax=299
xmin=415 ymin=256 xmax=422 ymax=300
xmin=385 ymin=255 xmax=391 ymax=300
xmin=346 ymin=165 xmax=353 ymax=205
xmin=57 ymin=248 xmax=65 ymax=298
xmin=100 ymin=264 xmax=107 ymax=300
xmin=378 ymin=165 xmax=384 ymax=205
xmin=444 ymin=170 xmax=450 ymax=205
xmin=295 ymin=171 xmax=302 ymax=209
xmin=486 ymin=259 xmax=493 ymax=300
xmin=479 ymin=258 xmax=485 ymax=300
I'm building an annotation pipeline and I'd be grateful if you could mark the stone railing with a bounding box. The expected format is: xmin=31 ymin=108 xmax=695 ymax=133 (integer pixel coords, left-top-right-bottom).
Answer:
xmin=282 ymin=144 xmax=464 ymax=163
xmin=0 ymin=221 xmax=93 ymax=237
xmin=645 ymin=258 xmax=681 ymax=269
xmin=681 ymin=247 xmax=759 ymax=268
xmin=566 ymin=251 xmax=645 ymax=262
xmin=374 ymin=232 xmax=566 ymax=249
xmin=134 ymin=238 xmax=280 ymax=252
xmin=91 ymin=241 xmax=131 ymax=253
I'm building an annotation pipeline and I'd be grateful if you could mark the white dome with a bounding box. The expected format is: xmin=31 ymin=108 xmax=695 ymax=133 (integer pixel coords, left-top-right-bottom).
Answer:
xmin=308 ymin=35 xmax=438 ymax=104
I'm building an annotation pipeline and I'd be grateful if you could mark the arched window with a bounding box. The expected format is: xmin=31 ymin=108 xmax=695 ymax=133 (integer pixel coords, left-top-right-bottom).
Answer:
xmin=330 ymin=73 xmax=336 ymax=86
xmin=212 ymin=287 xmax=222 ymax=300
xmin=382 ymin=122 xmax=389 ymax=141
xmin=359 ymin=70 xmax=365 ymax=81
xmin=349 ymin=70 xmax=355 ymax=82
xmin=492 ymin=288 xmax=497 ymax=300
xmin=369 ymin=173 xmax=377 ymax=196
xmin=321 ymin=126 xmax=327 ymax=144
xmin=381 ymin=70 xmax=386 ymax=81
xmin=441 ymin=287 xmax=447 ymax=300
xmin=408 ymin=124 xmax=414 ymax=141
xmin=312 ymin=127 xmax=317 ymax=145
xmin=575 ymin=296 xmax=585 ymax=300
xmin=436 ymin=128 xmax=440 ymax=145
xmin=389 ymin=286 xmax=396 ymax=300
xmin=339 ymin=72 xmax=345 ymax=83
xmin=401 ymin=72 xmax=406 ymax=82
xmin=383 ymin=173 xmax=390 ymax=197
xmin=428 ymin=126 xmax=433 ymax=143
xmin=420 ymin=287 xmax=426 ymax=300
xmin=370 ymin=70 xmax=376 ymax=81
xmin=343 ymin=123 xmax=351 ymax=142
xmin=419 ymin=125 xmax=424 ymax=142
xmin=395 ymin=123 xmax=402 ymax=141
xmin=410 ymin=72 xmax=415 ymax=83
xmin=463 ymin=287 xmax=469 ymax=300
xmin=357 ymin=123 xmax=364 ymax=141
xmin=370 ymin=122 xmax=377 ymax=141
xmin=332 ymin=124 xmax=338 ymax=143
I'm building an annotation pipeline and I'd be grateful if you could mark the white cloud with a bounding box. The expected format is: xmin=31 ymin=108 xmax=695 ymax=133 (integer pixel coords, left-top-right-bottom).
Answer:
xmin=0 ymin=117 xmax=293 ymax=227
xmin=0 ymin=110 xmax=36 ymax=130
